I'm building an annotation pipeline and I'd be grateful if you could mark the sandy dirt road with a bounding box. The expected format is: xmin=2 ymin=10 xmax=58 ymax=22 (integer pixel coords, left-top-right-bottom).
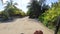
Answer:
xmin=0 ymin=17 xmax=54 ymax=34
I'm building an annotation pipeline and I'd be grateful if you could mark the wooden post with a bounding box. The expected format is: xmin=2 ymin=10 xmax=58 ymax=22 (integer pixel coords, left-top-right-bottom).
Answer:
xmin=55 ymin=16 xmax=60 ymax=34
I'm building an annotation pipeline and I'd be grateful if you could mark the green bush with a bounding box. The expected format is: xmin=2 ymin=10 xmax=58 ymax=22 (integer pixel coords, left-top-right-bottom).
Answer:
xmin=0 ymin=7 xmax=26 ymax=20
xmin=39 ymin=2 xmax=60 ymax=28
xmin=6 ymin=6 xmax=26 ymax=17
xmin=1 ymin=11 xmax=9 ymax=20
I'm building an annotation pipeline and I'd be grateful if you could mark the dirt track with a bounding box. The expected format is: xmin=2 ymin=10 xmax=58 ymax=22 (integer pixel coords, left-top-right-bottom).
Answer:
xmin=0 ymin=17 xmax=54 ymax=34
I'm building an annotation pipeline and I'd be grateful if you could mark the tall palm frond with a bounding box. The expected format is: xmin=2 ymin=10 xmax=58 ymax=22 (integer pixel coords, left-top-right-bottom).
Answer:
xmin=39 ymin=0 xmax=45 ymax=5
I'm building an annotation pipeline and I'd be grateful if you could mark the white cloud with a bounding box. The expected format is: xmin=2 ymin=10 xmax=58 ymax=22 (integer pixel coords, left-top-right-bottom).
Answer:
xmin=13 ymin=0 xmax=30 ymax=12
xmin=3 ymin=0 xmax=7 ymax=3
xmin=49 ymin=3 xmax=52 ymax=7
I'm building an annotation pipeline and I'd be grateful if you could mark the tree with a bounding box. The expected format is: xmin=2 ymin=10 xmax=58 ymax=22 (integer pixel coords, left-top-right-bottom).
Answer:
xmin=39 ymin=0 xmax=60 ymax=32
xmin=55 ymin=16 xmax=60 ymax=34
xmin=2 ymin=0 xmax=18 ymax=19
xmin=27 ymin=0 xmax=49 ymax=18
xmin=42 ymin=4 xmax=50 ymax=13
xmin=38 ymin=0 xmax=50 ymax=16
xmin=27 ymin=0 xmax=40 ymax=18
xmin=3 ymin=0 xmax=15 ymax=19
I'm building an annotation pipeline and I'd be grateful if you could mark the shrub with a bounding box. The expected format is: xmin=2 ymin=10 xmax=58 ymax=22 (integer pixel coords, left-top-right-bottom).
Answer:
xmin=39 ymin=2 xmax=60 ymax=28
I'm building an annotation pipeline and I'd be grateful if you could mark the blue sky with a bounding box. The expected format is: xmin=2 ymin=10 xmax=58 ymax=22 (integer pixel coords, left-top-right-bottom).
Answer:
xmin=0 ymin=0 xmax=58 ymax=12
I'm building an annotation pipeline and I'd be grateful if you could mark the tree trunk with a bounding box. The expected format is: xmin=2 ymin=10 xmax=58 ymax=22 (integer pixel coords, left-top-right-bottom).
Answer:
xmin=55 ymin=16 xmax=60 ymax=34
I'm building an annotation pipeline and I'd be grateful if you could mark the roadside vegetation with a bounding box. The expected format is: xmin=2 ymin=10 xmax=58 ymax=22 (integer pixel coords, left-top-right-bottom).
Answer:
xmin=27 ymin=0 xmax=60 ymax=34
xmin=0 ymin=0 xmax=25 ymax=21
xmin=39 ymin=1 xmax=60 ymax=34
xmin=0 ymin=0 xmax=60 ymax=34
xmin=27 ymin=0 xmax=49 ymax=18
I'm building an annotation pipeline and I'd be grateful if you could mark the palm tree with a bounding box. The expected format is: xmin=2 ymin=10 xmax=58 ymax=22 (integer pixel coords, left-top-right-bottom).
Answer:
xmin=1 ymin=0 xmax=18 ymax=19
xmin=5 ymin=0 xmax=18 ymax=19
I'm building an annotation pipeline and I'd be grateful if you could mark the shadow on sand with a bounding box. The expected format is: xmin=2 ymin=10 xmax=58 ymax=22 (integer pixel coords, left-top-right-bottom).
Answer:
xmin=0 ymin=17 xmax=23 ymax=23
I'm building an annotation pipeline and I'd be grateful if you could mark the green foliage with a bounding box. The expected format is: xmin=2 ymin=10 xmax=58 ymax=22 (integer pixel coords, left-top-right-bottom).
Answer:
xmin=0 ymin=0 xmax=25 ymax=20
xmin=0 ymin=11 xmax=9 ymax=20
xmin=27 ymin=0 xmax=49 ymax=18
xmin=39 ymin=2 xmax=60 ymax=28
xmin=7 ymin=6 xmax=25 ymax=16
xmin=27 ymin=0 xmax=40 ymax=18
